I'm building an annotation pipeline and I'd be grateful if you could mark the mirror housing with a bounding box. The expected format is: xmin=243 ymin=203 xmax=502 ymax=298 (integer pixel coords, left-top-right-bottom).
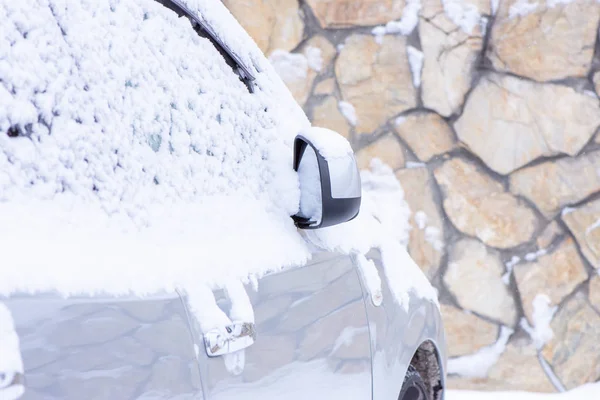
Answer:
xmin=293 ymin=128 xmax=361 ymax=229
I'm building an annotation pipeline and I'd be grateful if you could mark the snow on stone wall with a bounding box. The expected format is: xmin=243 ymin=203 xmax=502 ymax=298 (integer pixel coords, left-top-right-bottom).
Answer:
xmin=223 ymin=0 xmax=600 ymax=393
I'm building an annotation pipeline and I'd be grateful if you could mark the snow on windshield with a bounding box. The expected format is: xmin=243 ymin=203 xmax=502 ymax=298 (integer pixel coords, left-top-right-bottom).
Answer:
xmin=0 ymin=0 xmax=437 ymax=323
xmin=0 ymin=0 xmax=310 ymax=291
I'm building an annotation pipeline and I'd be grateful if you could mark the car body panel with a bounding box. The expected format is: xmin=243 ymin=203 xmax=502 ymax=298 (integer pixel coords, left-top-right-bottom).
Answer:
xmin=0 ymin=250 xmax=445 ymax=400
xmin=183 ymin=251 xmax=373 ymax=400
xmin=2 ymin=294 xmax=203 ymax=400
xmin=362 ymin=249 xmax=446 ymax=400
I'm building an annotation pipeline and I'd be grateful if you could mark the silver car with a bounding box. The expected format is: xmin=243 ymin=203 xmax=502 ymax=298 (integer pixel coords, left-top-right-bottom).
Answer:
xmin=0 ymin=1 xmax=447 ymax=399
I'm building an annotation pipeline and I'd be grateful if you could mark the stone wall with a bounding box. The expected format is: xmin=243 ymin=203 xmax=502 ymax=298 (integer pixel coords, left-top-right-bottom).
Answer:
xmin=223 ymin=0 xmax=600 ymax=392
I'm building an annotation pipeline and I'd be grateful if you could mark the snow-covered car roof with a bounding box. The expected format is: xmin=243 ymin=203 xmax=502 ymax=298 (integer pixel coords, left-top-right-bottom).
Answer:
xmin=0 ymin=0 xmax=437 ymax=317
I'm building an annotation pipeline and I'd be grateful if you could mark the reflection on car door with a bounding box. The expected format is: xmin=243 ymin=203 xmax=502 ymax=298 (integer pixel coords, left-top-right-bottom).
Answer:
xmin=184 ymin=251 xmax=372 ymax=400
xmin=3 ymin=294 xmax=203 ymax=400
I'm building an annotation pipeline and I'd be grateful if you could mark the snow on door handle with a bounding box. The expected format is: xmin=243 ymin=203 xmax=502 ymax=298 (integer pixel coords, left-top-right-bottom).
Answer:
xmin=203 ymin=322 xmax=256 ymax=357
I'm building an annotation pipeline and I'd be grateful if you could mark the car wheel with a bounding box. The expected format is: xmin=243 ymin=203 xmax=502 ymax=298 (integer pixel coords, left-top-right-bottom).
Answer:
xmin=398 ymin=365 xmax=430 ymax=400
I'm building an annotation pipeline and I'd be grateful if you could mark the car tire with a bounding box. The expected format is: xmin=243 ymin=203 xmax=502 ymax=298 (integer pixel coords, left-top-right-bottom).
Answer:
xmin=398 ymin=365 xmax=430 ymax=400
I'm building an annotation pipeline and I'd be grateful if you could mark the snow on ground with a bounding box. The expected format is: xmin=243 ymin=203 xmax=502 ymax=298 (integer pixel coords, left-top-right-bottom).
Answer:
xmin=448 ymin=326 xmax=513 ymax=378
xmin=447 ymin=382 xmax=600 ymax=399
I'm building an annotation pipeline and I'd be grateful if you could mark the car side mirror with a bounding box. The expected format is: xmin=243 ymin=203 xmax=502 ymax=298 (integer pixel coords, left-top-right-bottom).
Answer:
xmin=293 ymin=128 xmax=361 ymax=229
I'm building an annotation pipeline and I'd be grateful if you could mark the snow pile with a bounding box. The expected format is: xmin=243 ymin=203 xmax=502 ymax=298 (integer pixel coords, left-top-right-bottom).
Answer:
xmin=300 ymin=126 xmax=354 ymax=160
xmin=407 ymin=46 xmax=424 ymax=88
xmin=414 ymin=210 xmax=444 ymax=251
xmin=448 ymin=326 xmax=514 ymax=378
xmin=509 ymin=0 xmax=575 ymax=19
xmin=441 ymin=0 xmax=482 ymax=34
xmin=525 ymin=248 xmax=547 ymax=262
xmin=338 ymin=101 xmax=358 ymax=126
xmin=424 ymin=226 xmax=444 ymax=251
xmin=503 ymin=255 xmax=520 ymax=284
xmin=0 ymin=197 xmax=312 ymax=296
xmin=587 ymin=217 xmax=600 ymax=235
xmin=355 ymin=254 xmax=383 ymax=306
xmin=546 ymin=0 xmax=574 ymax=8
xmin=405 ymin=161 xmax=426 ymax=168
xmin=491 ymin=0 xmax=500 ymax=14
xmin=561 ymin=206 xmax=576 ymax=216
xmin=269 ymin=49 xmax=309 ymax=83
xmin=509 ymin=0 xmax=539 ymax=18
xmin=372 ymin=0 xmax=421 ymax=39
xmin=304 ymin=46 xmax=323 ymax=72
xmin=0 ymin=303 xmax=24 ymax=400
xmin=520 ymin=294 xmax=557 ymax=349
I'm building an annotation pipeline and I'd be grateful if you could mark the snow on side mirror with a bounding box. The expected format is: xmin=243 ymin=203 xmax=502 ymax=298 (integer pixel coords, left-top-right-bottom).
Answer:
xmin=293 ymin=127 xmax=361 ymax=229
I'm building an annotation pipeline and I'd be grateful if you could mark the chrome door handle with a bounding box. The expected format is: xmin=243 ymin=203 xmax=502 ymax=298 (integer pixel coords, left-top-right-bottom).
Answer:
xmin=203 ymin=322 xmax=256 ymax=357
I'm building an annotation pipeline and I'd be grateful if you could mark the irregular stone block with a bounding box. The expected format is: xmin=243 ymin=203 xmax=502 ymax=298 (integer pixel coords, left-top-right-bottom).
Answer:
xmin=306 ymin=0 xmax=405 ymax=28
xmin=562 ymin=198 xmax=600 ymax=270
xmin=311 ymin=96 xmax=351 ymax=139
xmin=336 ymin=34 xmax=416 ymax=135
xmin=447 ymin=339 xmax=556 ymax=392
xmin=355 ymin=132 xmax=405 ymax=170
xmin=420 ymin=0 xmax=485 ymax=116
xmin=314 ymin=78 xmax=335 ymax=96
xmin=394 ymin=112 xmax=456 ymax=161
xmin=542 ymin=293 xmax=600 ymax=389
xmin=434 ymin=158 xmax=537 ymax=248
xmin=441 ymin=304 xmax=498 ymax=358
xmin=269 ymin=50 xmax=314 ymax=107
xmin=514 ymin=238 xmax=588 ymax=324
xmin=445 ymin=239 xmax=517 ymax=326
xmin=223 ymin=0 xmax=304 ymax=55
xmin=488 ymin=0 xmax=600 ymax=82
xmin=304 ymin=35 xmax=337 ymax=72
xmin=455 ymin=74 xmax=600 ymax=175
xmin=590 ymin=275 xmax=600 ymax=313
xmin=396 ymin=167 xmax=445 ymax=278
xmin=510 ymin=151 xmax=600 ymax=219
xmin=537 ymin=221 xmax=564 ymax=249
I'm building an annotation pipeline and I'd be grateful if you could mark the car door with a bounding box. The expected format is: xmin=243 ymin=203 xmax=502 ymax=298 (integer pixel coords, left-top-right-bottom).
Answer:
xmin=2 ymin=293 xmax=203 ymax=400
xmin=182 ymin=251 xmax=372 ymax=400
